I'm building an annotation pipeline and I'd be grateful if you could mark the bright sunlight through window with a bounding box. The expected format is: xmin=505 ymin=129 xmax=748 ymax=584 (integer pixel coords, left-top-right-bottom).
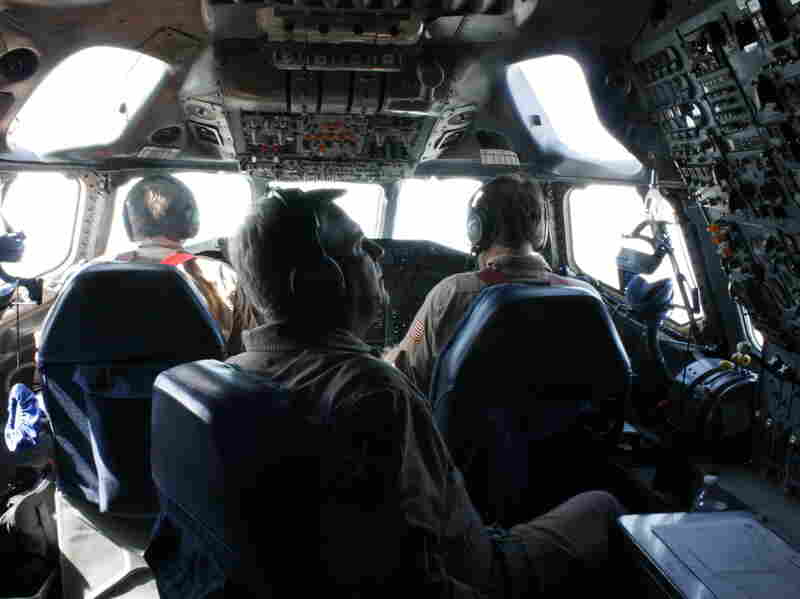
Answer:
xmin=8 ymin=47 xmax=169 ymax=155
xmin=508 ymin=55 xmax=642 ymax=176
xmin=105 ymin=173 xmax=253 ymax=258
xmin=272 ymin=182 xmax=385 ymax=238
xmin=569 ymin=185 xmax=701 ymax=325
xmin=393 ymin=178 xmax=482 ymax=253
xmin=2 ymin=173 xmax=79 ymax=278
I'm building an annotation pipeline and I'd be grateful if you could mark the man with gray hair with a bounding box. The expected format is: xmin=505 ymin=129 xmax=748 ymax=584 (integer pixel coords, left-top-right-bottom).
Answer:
xmin=227 ymin=186 xmax=624 ymax=597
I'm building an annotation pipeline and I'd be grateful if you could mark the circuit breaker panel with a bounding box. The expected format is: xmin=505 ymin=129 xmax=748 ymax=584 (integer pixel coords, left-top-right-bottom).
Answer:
xmin=632 ymin=0 xmax=800 ymax=497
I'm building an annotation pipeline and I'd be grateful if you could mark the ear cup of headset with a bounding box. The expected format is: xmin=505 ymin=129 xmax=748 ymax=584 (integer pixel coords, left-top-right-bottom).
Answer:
xmin=287 ymin=203 xmax=347 ymax=300
xmin=467 ymin=189 xmax=494 ymax=254
xmin=466 ymin=209 xmax=483 ymax=245
xmin=290 ymin=255 xmax=346 ymax=299
xmin=184 ymin=193 xmax=200 ymax=239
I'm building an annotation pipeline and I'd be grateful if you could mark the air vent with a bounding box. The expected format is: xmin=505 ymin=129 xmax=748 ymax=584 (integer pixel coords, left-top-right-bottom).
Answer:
xmin=189 ymin=122 xmax=222 ymax=145
xmin=151 ymin=126 xmax=183 ymax=146
xmin=0 ymin=48 xmax=38 ymax=84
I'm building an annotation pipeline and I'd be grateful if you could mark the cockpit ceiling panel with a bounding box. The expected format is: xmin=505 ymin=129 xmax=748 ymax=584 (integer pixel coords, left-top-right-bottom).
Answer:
xmin=202 ymin=0 xmax=537 ymax=42
xmin=213 ymin=44 xmax=452 ymax=116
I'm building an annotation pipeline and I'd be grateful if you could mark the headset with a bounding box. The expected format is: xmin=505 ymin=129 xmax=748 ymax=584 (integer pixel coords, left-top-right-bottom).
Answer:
xmin=266 ymin=188 xmax=347 ymax=299
xmin=466 ymin=176 xmax=549 ymax=256
xmin=123 ymin=175 xmax=200 ymax=242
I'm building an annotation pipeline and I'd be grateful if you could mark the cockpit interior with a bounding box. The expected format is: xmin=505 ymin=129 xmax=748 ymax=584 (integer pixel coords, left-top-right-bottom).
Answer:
xmin=0 ymin=0 xmax=800 ymax=597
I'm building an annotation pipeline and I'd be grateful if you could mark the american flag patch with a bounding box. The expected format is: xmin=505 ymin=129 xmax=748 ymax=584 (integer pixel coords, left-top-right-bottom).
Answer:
xmin=410 ymin=319 xmax=425 ymax=343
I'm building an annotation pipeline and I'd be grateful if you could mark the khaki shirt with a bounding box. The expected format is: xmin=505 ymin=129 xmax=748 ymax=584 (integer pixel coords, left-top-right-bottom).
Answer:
xmin=388 ymin=254 xmax=596 ymax=394
xmin=227 ymin=324 xmax=496 ymax=597
xmin=114 ymin=243 xmax=236 ymax=341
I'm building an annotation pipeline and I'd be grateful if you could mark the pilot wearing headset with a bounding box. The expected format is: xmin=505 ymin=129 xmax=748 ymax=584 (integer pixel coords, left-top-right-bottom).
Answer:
xmin=218 ymin=186 xmax=624 ymax=597
xmin=116 ymin=174 xmax=235 ymax=342
xmin=386 ymin=172 xmax=595 ymax=393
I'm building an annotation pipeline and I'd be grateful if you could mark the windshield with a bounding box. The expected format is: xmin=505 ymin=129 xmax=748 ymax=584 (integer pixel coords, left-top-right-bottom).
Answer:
xmin=105 ymin=172 xmax=253 ymax=258
xmin=271 ymin=182 xmax=385 ymax=237
xmin=393 ymin=178 xmax=482 ymax=253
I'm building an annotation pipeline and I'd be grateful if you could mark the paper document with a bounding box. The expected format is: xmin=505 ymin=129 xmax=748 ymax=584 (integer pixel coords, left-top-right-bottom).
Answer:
xmin=653 ymin=514 xmax=800 ymax=599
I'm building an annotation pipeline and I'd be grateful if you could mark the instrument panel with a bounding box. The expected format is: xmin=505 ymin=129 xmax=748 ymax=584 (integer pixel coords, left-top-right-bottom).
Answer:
xmin=240 ymin=112 xmax=425 ymax=181
xmin=363 ymin=239 xmax=473 ymax=349
xmin=180 ymin=41 xmax=478 ymax=181
xmin=633 ymin=0 xmax=800 ymax=499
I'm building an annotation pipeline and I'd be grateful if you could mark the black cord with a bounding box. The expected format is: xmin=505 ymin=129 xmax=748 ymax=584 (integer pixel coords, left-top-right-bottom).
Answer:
xmin=14 ymin=283 xmax=20 ymax=370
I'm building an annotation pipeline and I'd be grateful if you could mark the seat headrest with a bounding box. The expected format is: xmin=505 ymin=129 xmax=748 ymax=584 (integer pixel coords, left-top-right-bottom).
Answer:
xmin=431 ymin=284 xmax=632 ymax=403
xmin=151 ymin=360 xmax=321 ymax=570
xmin=39 ymin=262 xmax=224 ymax=364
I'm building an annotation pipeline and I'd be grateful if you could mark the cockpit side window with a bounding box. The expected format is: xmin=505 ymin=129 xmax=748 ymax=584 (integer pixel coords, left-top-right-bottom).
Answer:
xmin=566 ymin=184 xmax=702 ymax=326
xmin=1 ymin=172 xmax=80 ymax=279
xmin=105 ymin=172 xmax=253 ymax=258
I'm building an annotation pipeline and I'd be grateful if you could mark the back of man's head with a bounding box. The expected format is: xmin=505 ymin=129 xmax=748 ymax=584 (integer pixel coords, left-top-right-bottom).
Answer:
xmin=230 ymin=188 xmax=348 ymax=329
xmin=471 ymin=173 xmax=547 ymax=253
xmin=124 ymin=175 xmax=199 ymax=243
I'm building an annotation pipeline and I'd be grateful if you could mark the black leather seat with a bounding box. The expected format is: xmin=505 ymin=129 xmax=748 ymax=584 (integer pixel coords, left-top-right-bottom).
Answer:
xmin=430 ymin=283 xmax=632 ymax=525
xmin=38 ymin=262 xmax=225 ymax=515
xmin=147 ymin=359 xmax=322 ymax=598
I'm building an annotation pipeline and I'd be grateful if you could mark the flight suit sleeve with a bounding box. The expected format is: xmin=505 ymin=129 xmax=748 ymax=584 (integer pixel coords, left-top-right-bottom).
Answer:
xmin=387 ymin=278 xmax=458 ymax=395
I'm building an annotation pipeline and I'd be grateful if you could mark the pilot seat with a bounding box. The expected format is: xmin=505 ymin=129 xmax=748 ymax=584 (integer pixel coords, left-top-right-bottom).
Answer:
xmin=146 ymin=359 xmax=323 ymax=598
xmin=430 ymin=283 xmax=632 ymax=526
xmin=37 ymin=262 xmax=225 ymax=599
